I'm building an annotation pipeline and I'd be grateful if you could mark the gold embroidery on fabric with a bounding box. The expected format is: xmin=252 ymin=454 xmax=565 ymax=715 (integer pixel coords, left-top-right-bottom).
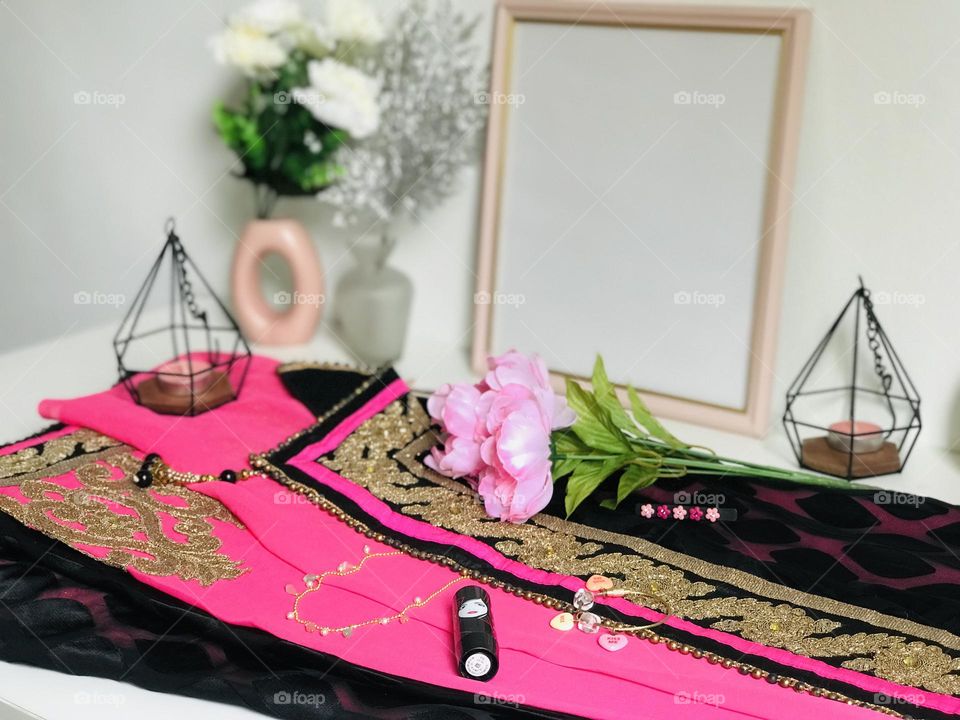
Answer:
xmin=0 ymin=432 xmax=246 ymax=586
xmin=0 ymin=429 xmax=120 ymax=480
xmin=317 ymin=399 xmax=960 ymax=695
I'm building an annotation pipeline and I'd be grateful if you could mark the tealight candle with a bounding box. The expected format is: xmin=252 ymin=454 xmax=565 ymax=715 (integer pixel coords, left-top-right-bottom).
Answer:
xmin=826 ymin=420 xmax=884 ymax=454
xmin=155 ymin=359 xmax=213 ymax=396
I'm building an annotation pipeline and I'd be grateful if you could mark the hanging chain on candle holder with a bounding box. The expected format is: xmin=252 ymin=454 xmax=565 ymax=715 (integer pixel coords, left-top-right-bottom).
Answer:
xmin=167 ymin=221 xmax=208 ymax=327
xmin=859 ymin=280 xmax=896 ymax=427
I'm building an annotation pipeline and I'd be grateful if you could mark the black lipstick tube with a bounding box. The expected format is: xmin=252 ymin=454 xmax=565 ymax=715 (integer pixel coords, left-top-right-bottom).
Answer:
xmin=453 ymin=585 xmax=498 ymax=681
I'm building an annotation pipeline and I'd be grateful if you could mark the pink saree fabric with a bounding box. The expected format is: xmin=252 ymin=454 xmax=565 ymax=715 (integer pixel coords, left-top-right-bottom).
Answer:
xmin=38 ymin=355 xmax=314 ymax=476
xmin=29 ymin=357 xmax=933 ymax=718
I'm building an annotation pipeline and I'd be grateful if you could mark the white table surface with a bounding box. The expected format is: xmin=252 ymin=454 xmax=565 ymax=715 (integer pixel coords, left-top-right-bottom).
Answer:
xmin=0 ymin=318 xmax=958 ymax=719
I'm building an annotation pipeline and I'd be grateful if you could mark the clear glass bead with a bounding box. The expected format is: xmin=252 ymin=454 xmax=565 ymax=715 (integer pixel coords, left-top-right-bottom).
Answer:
xmin=577 ymin=611 xmax=601 ymax=634
xmin=573 ymin=588 xmax=595 ymax=611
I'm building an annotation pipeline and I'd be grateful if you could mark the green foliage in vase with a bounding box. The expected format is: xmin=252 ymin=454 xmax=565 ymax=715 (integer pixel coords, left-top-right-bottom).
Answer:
xmin=212 ymin=51 xmax=347 ymax=206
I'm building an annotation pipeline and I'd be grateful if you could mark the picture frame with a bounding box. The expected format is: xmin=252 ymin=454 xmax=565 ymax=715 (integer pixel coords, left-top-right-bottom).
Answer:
xmin=472 ymin=0 xmax=811 ymax=436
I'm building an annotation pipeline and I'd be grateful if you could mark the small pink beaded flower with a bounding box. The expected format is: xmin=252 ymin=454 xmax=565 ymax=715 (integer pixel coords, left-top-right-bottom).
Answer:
xmin=656 ymin=504 xmax=670 ymax=519
xmin=705 ymin=507 xmax=720 ymax=523
xmin=688 ymin=506 xmax=704 ymax=522
xmin=640 ymin=503 xmax=654 ymax=518
xmin=672 ymin=505 xmax=687 ymax=520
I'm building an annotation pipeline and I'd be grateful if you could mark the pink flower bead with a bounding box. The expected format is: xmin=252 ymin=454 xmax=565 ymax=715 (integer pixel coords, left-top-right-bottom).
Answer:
xmin=688 ymin=506 xmax=703 ymax=522
xmin=705 ymin=507 xmax=720 ymax=523
xmin=640 ymin=503 xmax=654 ymax=518
xmin=672 ymin=505 xmax=687 ymax=520
xmin=656 ymin=504 xmax=670 ymax=519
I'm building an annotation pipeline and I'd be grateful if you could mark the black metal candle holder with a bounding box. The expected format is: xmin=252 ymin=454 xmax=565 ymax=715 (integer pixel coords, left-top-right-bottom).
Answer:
xmin=782 ymin=277 xmax=920 ymax=480
xmin=113 ymin=219 xmax=251 ymax=416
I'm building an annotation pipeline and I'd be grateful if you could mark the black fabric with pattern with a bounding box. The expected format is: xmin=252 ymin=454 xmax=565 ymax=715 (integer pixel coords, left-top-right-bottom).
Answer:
xmin=571 ymin=474 xmax=960 ymax=637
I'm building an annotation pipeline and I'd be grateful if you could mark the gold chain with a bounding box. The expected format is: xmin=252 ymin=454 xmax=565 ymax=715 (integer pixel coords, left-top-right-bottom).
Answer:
xmin=285 ymin=547 xmax=469 ymax=636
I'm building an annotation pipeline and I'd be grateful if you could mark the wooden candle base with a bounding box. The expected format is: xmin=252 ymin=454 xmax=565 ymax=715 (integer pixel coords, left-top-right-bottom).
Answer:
xmin=136 ymin=371 xmax=235 ymax=416
xmin=801 ymin=436 xmax=900 ymax=479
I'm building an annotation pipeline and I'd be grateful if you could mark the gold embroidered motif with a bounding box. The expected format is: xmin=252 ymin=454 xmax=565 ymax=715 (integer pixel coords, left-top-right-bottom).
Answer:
xmin=317 ymin=399 xmax=960 ymax=695
xmin=843 ymin=641 xmax=960 ymax=695
xmin=0 ymin=432 xmax=246 ymax=586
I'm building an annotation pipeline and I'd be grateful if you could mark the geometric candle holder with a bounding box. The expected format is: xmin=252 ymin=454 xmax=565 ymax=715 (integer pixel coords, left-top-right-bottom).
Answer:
xmin=113 ymin=219 xmax=251 ymax=416
xmin=782 ymin=277 xmax=921 ymax=480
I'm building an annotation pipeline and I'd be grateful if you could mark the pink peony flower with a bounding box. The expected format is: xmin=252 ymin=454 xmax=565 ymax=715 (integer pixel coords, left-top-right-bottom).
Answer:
xmin=426 ymin=350 xmax=575 ymax=523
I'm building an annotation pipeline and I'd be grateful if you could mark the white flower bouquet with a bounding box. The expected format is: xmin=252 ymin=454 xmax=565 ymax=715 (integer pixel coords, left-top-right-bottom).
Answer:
xmin=210 ymin=0 xmax=384 ymax=217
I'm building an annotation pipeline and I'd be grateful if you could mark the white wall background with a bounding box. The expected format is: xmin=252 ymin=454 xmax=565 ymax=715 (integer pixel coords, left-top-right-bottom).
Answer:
xmin=2 ymin=0 xmax=960 ymax=451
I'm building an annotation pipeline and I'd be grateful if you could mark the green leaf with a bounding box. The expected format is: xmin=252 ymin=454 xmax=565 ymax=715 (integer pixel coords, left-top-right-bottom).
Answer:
xmin=552 ymin=456 xmax=581 ymax=481
xmin=615 ymin=464 xmax=658 ymax=507
xmin=553 ymin=429 xmax=588 ymax=455
xmin=627 ymin=385 xmax=685 ymax=449
xmin=565 ymin=380 xmax=633 ymax=454
xmin=590 ymin=355 xmax=636 ymax=435
xmin=564 ymin=457 xmax=628 ymax=517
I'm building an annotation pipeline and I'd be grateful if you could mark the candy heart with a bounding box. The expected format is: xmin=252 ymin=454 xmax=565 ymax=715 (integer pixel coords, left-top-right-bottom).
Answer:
xmin=586 ymin=575 xmax=614 ymax=592
xmin=598 ymin=634 xmax=628 ymax=652
xmin=550 ymin=612 xmax=575 ymax=632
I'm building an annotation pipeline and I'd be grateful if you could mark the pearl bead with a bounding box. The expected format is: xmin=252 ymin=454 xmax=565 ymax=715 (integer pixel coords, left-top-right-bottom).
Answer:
xmin=414 ymin=596 xmax=422 ymax=604
xmin=363 ymin=545 xmax=371 ymax=554
xmin=286 ymin=612 xmax=295 ymax=620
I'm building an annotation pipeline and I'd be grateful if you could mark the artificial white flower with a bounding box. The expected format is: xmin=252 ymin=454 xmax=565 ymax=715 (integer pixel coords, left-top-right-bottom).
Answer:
xmin=210 ymin=25 xmax=288 ymax=76
xmin=291 ymin=21 xmax=334 ymax=57
xmin=231 ymin=0 xmax=303 ymax=35
xmin=293 ymin=58 xmax=381 ymax=139
xmin=326 ymin=0 xmax=385 ymax=45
